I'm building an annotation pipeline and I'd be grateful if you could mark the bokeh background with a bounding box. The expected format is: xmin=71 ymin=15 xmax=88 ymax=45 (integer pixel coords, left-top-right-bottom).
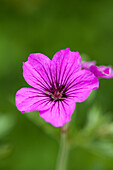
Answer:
xmin=0 ymin=0 xmax=113 ymax=170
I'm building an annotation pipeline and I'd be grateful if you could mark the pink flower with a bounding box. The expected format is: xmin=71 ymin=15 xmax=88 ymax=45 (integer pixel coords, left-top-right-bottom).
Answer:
xmin=15 ymin=49 xmax=99 ymax=127
xmin=82 ymin=61 xmax=113 ymax=79
xmin=82 ymin=61 xmax=96 ymax=70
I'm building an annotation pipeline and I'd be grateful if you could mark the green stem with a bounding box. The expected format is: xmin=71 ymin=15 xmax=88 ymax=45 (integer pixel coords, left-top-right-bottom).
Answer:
xmin=55 ymin=124 xmax=69 ymax=170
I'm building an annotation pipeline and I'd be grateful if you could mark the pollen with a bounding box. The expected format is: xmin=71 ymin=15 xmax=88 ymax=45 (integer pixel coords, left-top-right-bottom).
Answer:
xmin=51 ymin=91 xmax=63 ymax=101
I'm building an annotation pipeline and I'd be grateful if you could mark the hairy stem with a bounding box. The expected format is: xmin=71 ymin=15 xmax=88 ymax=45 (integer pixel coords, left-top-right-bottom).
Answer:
xmin=55 ymin=124 xmax=69 ymax=170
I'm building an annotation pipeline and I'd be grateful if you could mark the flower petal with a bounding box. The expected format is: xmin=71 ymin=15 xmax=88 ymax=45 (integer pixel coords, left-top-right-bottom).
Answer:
xmin=23 ymin=61 xmax=52 ymax=90
xmin=28 ymin=53 xmax=51 ymax=68
xmin=90 ymin=65 xmax=113 ymax=79
xmin=15 ymin=87 xmax=52 ymax=113
xmin=82 ymin=61 xmax=113 ymax=79
xmin=39 ymin=99 xmax=76 ymax=127
xmin=82 ymin=61 xmax=96 ymax=70
xmin=65 ymin=70 xmax=99 ymax=103
xmin=51 ymin=48 xmax=81 ymax=86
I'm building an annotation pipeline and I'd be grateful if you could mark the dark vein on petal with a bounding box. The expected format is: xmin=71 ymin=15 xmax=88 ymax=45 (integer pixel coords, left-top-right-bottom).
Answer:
xmin=58 ymin=101 xmax=60 ymax=117
xmin=58 ymin=54 xmax=66 ymax=85
xmin=62 ymin=56 xmax=80 ymax=88
xmin=50 ymin=102 xmax=56 ymax=112
xmin=48 ymin=65 xmax=54 ymax=86
xmin=60 ymin=63 xmax=68 ymax=85
xmin=29 ymin=58 xmax=53 ymax=87
xmin=63 ymin=71 xmax=74 ymax=88
xmin=65 ymin=88 xmax=88 ymax=95
xmin=60 ymin=101 xmax=67 ymax=116
xmin=25 ymin=66 xmax=49 ymax=90
xmin=33 ymin=67 xmax=51 ymax=89
xmin=31 ymin=99 xmax=51 ymax=108
xmin=40 ymin=63 xmax=53 ymax=86
xmin=65 ymin=74 xmax=85 ymax=91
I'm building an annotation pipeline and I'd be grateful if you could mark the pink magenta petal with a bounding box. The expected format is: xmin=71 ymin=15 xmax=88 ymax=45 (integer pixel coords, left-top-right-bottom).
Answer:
xmin=23 ymin=61 xmax=53 ymax=90
xmin=27 ymin=53 xmax=55 ymax=86
xmin=64 ymin=70 xmax=99 ymax=103
xmin=15 ymin=88 xmax=53 ymax=113
xmin=90 ymin=65 xmax=113 ymax=79
xmin=28 ymin=53 xmax=51 ymax=68
xmin=39 ymin=99 xmax=76 ymax=127
xmin=51 ymin=48 xmax=81 ymax=85
xmin=82 ymin=61 xmax=96 ymax=70
xmin=97 ymin=66 xmax=113 ymax=78
xmin=82 ymin=61 xmax=113 ymax=79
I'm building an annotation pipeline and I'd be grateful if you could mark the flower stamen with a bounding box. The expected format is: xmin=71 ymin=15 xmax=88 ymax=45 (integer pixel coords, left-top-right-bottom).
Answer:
xmin=51 ymin=91 xmax=63 ymax=101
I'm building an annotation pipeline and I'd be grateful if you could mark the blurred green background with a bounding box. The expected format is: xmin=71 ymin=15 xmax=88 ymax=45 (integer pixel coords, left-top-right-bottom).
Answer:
xmin=0 ymin=0 xmax=113 ymax=170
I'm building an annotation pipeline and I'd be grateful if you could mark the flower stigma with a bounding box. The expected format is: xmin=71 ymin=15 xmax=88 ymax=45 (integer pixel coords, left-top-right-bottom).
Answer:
xmin=44 ymin=83 xmax=66 ymax=102
xmin=51 ymin=90 xmax=63 ymax=101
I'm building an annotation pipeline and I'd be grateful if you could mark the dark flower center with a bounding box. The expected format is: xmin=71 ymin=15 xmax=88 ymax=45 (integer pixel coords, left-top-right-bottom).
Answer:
xmin=51 ymin=90 xmax=63 ymax=101
xmin=45 ymin=83 xmax=67 ymax=102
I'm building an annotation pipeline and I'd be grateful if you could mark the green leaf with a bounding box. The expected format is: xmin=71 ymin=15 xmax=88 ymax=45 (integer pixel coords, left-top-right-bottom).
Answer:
xmin=0 ymin=113 xmax=16 ymax=139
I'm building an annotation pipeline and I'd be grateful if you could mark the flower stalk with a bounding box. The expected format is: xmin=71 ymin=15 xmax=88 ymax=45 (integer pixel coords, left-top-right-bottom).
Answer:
xmin=56 ymin=124 xmax=69 ymax=170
